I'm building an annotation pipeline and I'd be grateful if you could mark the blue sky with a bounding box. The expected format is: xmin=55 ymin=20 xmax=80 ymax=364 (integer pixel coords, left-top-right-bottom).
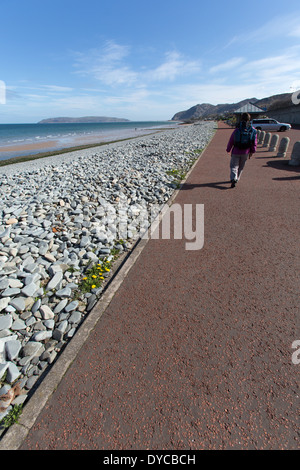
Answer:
xmin=1 ymin=0 xmax=300 ymax=123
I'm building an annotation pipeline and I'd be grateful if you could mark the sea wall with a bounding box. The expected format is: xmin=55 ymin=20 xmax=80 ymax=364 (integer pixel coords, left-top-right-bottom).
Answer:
xmin=268 ymin=103 xmax=300 ymax=125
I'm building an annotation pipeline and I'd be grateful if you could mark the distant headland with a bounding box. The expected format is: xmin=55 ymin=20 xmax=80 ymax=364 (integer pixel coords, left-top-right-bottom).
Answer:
xmin=38 ymin=116 xmax=130 ymax=124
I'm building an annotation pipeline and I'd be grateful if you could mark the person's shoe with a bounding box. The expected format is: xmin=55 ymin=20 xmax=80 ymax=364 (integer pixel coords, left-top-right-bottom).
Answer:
xmin=230 ymin=179 xmax=237 ymax=188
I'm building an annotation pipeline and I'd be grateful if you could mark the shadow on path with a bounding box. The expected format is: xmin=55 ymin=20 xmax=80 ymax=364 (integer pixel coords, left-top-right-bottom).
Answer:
xmin=181 ymin=181 xmax=230 ymax=191
xmin=262 ymin=159 xmax=300 ymax=180
xmin=265 ymin=159 xmax=300 ymax=170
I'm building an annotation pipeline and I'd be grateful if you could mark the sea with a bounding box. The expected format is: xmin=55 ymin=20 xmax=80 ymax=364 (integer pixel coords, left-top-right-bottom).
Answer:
xmin=0 ymin=121 xmax=179 ymax=161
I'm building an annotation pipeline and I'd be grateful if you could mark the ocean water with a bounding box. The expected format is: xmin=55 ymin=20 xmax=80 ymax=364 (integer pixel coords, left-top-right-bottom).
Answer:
xmin=0 ymin=121 xmax=178 ymax=161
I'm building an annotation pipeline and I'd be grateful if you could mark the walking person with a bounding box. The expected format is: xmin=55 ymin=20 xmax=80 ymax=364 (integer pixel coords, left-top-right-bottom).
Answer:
xmin=226 ymin=112 xmax=257 ymax=188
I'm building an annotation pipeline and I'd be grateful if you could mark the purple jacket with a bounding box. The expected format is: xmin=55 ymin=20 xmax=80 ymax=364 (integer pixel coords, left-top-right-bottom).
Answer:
xmin=226 ymin=127 xmax=257 ymax=155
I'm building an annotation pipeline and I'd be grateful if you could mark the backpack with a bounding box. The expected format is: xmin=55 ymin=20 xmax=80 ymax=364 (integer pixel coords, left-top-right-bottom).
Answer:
xmin=234 ymin=122 xmax=256 ymax=149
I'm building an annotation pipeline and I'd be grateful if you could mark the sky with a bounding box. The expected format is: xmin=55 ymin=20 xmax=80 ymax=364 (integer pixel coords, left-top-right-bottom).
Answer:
xmin=1 ymin=0 xmax=300 ymax=123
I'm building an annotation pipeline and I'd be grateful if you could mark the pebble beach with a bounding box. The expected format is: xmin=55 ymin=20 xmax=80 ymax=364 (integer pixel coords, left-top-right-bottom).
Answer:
xmin=0 ymin=121 xmax=215 ymax=433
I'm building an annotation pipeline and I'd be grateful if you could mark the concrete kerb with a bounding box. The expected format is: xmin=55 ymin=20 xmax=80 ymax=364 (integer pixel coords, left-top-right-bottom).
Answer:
xmin=0 ymin=124 xmax=215 ymax=450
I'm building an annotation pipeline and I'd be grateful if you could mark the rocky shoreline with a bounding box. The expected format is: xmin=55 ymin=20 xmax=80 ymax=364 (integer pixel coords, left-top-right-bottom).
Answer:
xmin=0 ymin=121 xmax=215 ymax=433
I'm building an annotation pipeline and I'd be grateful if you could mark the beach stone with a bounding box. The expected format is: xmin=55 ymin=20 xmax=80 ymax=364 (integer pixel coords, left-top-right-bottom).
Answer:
xmin=6 ymin=362 xmax=21 ymax=383
xmin=21 ymin=282 xmax=39 ymax=297
xmin=24 ymin=273 xmax=41 ymax=285
xmin=32 ymin=331 xmax=52 ymax=342
xmin=86 ymin=251 xmax=98 ymax=262
xmin=19 ymin=245 xmax=29 ymax=254
xmin=0 ymin=314 xmax=13 ymax=330
xmin=0 ymin=266 xmax=17 ymax=276
xmin=9 ymin=247 xmax=18 ymax=257
xmin=0 ymin=335 xmax=18 ymax=362
xmin=68 ymin=311 xmax=81 ymax=324
xmin=33 ymin=320 xmax=46 ymax=331
xmin=5 ymin=339 xmax=22 ymax=361
xmin=87 ymin=294 xmax=97 ymax=312
xmin=38 ymin=241 xmax=49 ymax=255
xmin=22 ymin=341 xmax=45 ymax=358
xmin=80 ymin=236 xmax=90 ymax=248
xmin=41 ymin=349 xmax=57 ymax=364
xmin=5 ymin=305 xmax=16 ymax=313
xmin=31 ymin=298 xmax=42 ymax=314
xmin=23 ymin=263 xmax=39 ymax=274
xmin=25 ymin=375 xmax=39 ymax=390
xmin=67 ymin=327 xmax=76 ymax=338
xmin=52 ymin=329 xmax=64 ymax=342
xmin=26 ymin=316 xmax=37 ymax=327
xmin=44 ymin=253 xmax=56 ymax=263
xmin=54 ymin=298 xmax=68 ymax=313
xmin=40 ymin=305 xmax=54 ymax=320
xmin=21 ymin=310 xmax=33 ymax=320
xmin=8 ymin=279 xmax=23 ymax=289
xmin=0 ymin=385 xmax=10 ymax=400
xmin=0 ymin=298 xmax=10 ymax=312
xmin=0 ymin=363 xmax=9 ymax=380
xmin=48 ymin=264 xmax=64 ymax=276
xmin=11 ymin=318 xmax=26 ymax=331
xmin=2 ymin=287 xmax=21 ymax=297
xmin=100 ymin=247 xmax=110 ymax=255
xmin=9 ymin=297 xmax=26 ymax=312
xmin=0 ymin=279 xmax=10 ymax=290
xmin=12 ymin=393 xmax=28 ymax=407
xmin=40 ymin=350 xmax=51 ymax=362
xmin=57 ymin=320 xmax=68 ymax=333
xmin=0 ymin=329 xmax=12 ymax=339
xmin=19 ymin=357 xmax=33 ymax=368
xmin=43 ymin=220 xmax=52 ymax=228
xmin=65 ymin=300 xmax=79 ymax=313
xmin=46 ymin=271 xmax=63 ymax=291
xmin=56 ymin=287 xmax=72 ymax=298
xmin=21 ymin=255 xmax=35 ymax=267
xmin=43 ymin=319 xmax=55 ymax=329
xmin=0 ymin=227 xmax=11 ymax=240
xmin=5 ymin=218 xmax=18 ymax=225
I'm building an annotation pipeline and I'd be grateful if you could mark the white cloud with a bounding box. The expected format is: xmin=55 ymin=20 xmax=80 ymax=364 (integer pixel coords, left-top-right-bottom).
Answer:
xmin=162 ymin=83 xmax=259 ymax=107
xmin=103 ymin=87 xmax=150 ymax=105
xmin=73 ymin=40 xmax=138 ymax=86
xmin=5 ymin=20 xmax=300 ymax=123
xmin=148 ymin=51 xmax=201 ymax=81
xmin=227 ymin=12 xmax=300 ymax=45
xmin=235 ymin=47 xmax=300 ymax=93
xmin=289 ymin=26 xmax=300 ymax=38
xmin=209 ymin=57 xmax=245 ymax=74
xmin=73 ymin=42 xmax=201 ymax=87
xmin=100 ymin=41 xmax=130 ymax=62
xmin=39 ymin=85 xmax=74 ymax=93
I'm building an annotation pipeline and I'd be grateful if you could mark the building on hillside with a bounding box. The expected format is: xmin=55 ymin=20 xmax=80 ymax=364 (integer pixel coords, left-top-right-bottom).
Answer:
xmin=233 ymin=102 xmax=266 ymax=122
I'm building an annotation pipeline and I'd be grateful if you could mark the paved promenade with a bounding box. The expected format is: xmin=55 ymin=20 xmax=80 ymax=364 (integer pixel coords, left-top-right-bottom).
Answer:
xmin=2 ymin=122 xmax=299 ymax=450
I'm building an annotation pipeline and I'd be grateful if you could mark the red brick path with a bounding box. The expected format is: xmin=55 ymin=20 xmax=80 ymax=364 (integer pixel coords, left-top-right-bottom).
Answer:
xmin=19 ymin=123 xmax=300 ymax=450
